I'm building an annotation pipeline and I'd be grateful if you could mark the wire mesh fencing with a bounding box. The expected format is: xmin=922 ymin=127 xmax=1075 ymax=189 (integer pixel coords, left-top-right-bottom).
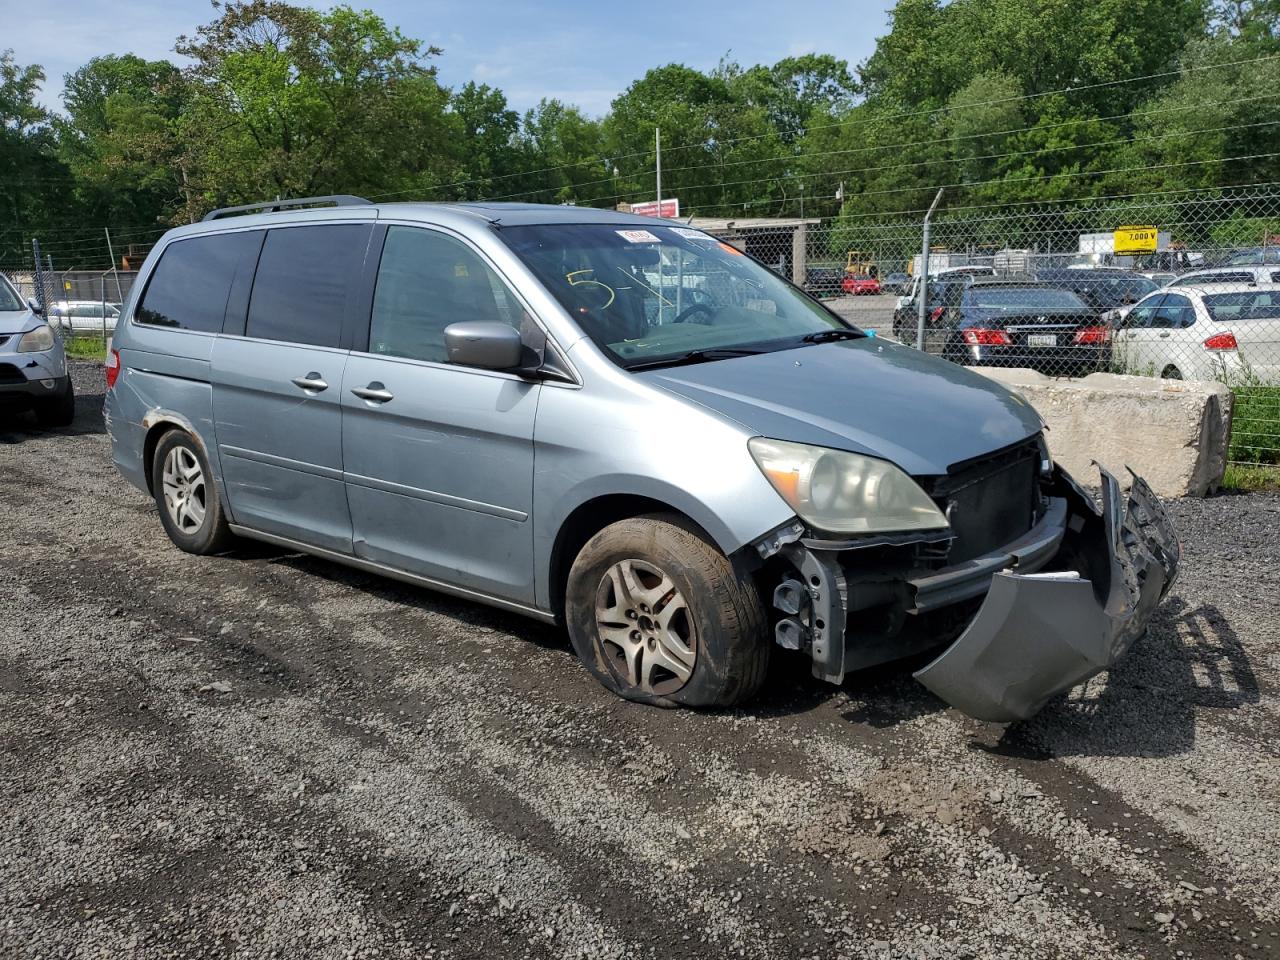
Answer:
xmin=1 ymin=264 xmax=135 ymax=354
xmin=699 ymin=184 xmax=1280 ymax=473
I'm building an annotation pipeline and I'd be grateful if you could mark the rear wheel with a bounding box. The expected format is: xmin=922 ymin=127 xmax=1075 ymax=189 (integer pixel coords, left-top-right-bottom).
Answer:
xmin=565 ymin=514 xmax=769 ymax=708
xmin=151 ymin=430 xmax=233 ymax=555
xmin=33 ymin=377 xmax=75 ymax=428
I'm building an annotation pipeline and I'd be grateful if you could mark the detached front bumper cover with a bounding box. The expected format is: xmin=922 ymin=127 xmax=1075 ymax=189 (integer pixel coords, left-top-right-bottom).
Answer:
xmin=913 ymin=464 xmax=1180 ymax=722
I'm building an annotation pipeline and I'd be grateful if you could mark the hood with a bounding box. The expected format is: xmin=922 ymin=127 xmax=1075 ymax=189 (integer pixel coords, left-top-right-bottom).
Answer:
xmin=0 ymin=309 xmax=38 ymax=337
xmin=639 ymin=338 xmax=1043 ymax=476
xmin=0 ymin=312 xmax=40 ymax=337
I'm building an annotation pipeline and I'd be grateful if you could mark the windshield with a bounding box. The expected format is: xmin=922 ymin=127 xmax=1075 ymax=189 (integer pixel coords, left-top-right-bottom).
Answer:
xmin=1204 ymin=290 xmax=1280 ymax=321
xmin=500 ymin=223 xmax=852 ymax=367
xmin=965 ymin=287 xmax=1087 ymax=311
xmin=0 ymin=275 xmax=23 ymax=312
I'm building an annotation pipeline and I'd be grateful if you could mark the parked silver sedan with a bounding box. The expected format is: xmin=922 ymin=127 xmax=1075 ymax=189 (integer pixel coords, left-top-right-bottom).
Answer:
xmin=103 ymin=196 xmax=1179 ymax=722
xmin=0 ymin=276 xmax=75 ymax=426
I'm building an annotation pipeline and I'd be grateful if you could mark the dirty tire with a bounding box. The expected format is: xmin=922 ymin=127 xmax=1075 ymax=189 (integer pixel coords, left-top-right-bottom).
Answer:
xmin=566 ymin=513 xmax=769 ymax=708
xmin=150 ymin=429 xmax=234 ymax=556
xmin=33 ymin=378 xmax=75 ymax=428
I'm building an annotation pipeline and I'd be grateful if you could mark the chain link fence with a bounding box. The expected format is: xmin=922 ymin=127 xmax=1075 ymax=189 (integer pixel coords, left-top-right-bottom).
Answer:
xmin=6 ymin=186 xmax=1280 ymax=473
xmin=703 ymin=184 xmax=1280 ymax=475
xmin=1 ymin=261 xmax=137 ymax=350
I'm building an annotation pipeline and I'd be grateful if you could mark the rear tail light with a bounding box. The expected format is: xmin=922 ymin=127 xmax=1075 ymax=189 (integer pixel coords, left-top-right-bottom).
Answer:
xmin=105 ymin=348 xmax=121 ymax=388
xmin=961 ymin=328 xmax=1012 ymax=346
xmin=929 ymin=306 xmax=945 ymax=323
xmin=1073 ymin=325 xmax=1111 ymax=345
xmin=1202 ymin=332 xmax=1238 ymax=351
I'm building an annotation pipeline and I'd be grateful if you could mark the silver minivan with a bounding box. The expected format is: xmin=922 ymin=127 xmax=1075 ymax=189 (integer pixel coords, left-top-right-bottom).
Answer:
xmin=104 ymin=196 xmax=1179 ymax=722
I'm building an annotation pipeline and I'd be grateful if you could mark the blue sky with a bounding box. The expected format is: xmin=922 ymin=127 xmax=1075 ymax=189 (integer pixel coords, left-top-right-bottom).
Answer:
xmin=11 ymin=0 xmax=890 ymax=116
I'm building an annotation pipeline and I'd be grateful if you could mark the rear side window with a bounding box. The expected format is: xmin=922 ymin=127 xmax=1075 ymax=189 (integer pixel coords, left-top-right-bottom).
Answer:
xmin=246 ymin=225 xmax=369 ymax=347
xmin=135 ymin=232 xmax=260 ymax=332
xmin=1205 ymin=291 xmax=1280 ymax=322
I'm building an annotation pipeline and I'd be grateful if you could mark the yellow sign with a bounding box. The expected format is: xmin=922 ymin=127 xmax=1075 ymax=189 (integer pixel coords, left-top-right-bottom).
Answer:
xmin=64 ymin=281 xmax=71 ymax=290
xmin=1114 ymin=225 xmax=1158 ymax=255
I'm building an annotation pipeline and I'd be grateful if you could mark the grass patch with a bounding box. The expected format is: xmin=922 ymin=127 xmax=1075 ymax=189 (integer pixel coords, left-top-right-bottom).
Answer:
xmin=1222 ymin=462 xmax=1280 ymax=492
xmin=1228 ymin=380 xmax=1280 ymax=467
xmin=64 ymin=337 xmax=108 ymax=361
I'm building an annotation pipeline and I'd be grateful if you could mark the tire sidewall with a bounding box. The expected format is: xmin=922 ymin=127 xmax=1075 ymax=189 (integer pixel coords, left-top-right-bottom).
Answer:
xmin=151 ymin=431 xmax=224 ymax=554
xmin=565 ymin=520 xmax=746 ymax=708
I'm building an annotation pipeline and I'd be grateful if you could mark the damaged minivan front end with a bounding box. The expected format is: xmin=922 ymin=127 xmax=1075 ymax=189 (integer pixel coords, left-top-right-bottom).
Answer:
xmin=752 ymin=440 xmax=1179 ymax=723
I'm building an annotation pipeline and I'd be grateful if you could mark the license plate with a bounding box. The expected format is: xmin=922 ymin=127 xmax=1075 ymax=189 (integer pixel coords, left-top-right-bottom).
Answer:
xmin=1027 ymin=334 xmax=1058 ymax=347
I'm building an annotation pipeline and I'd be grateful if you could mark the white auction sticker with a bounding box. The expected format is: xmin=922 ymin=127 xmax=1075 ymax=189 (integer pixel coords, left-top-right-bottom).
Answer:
xmin=670 ymin=227 xmax=713 ymax=242
xmin=616 ymin=229 xmax=660 ymax=243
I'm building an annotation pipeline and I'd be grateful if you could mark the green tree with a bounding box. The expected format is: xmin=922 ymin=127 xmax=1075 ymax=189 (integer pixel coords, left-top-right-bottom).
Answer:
xmin=511 ymin=98 xmax=607 ymax=204
xmin=0 ymin=50 xmax=73 ymax=264
xmin=604 ymin=64 xmax=784 ymax=216
xmin=174 ymin=1 xmax=455 ymax=218
xmin=445 ymin=82 xmax=520 ymax=198
xmin=57 ymin=55 xmax=186 ymax=234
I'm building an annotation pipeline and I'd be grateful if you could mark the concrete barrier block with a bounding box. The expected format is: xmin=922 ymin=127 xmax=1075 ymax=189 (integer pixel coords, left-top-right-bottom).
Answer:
xmin=977 ymin=369 xmax=1234 ymax=498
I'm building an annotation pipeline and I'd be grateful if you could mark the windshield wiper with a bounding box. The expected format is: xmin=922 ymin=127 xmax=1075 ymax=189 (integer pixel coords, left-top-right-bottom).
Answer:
xmin=799 ymin=328 xmax=864 ymax=344
xmin=624 ymin=347 xmax=767 ymax=371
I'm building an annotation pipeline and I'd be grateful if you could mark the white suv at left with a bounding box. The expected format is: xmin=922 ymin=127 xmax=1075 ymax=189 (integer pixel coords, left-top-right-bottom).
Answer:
xmin=1114 ymin=282 xmax=1280 ymax=381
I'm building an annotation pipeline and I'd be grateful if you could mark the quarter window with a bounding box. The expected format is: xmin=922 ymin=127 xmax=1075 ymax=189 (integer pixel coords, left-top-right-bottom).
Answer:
xmin=246 ymin=224 xmax=369 ymax=347
xmin=368 ymin=226 xmax=522 ymax=364
xmin=135 ymin=232 xmax=260 ymax=332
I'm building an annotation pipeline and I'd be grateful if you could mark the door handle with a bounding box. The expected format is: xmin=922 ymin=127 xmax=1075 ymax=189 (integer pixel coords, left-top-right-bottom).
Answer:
xmin=292 ymin=372 xmax=328 ymax=392
xmin=351 ymin=382 xmax=394 ymax=403
xmin=1159 ymin=331 xmax=1171 ymax=338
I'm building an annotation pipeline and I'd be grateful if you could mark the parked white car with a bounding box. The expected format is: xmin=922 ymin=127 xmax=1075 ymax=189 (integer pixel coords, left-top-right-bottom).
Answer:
xmin=47 ymin=300 xmax=120 ymax=334
xmin=1165 ymin=264 xmax=1280 ymax=289
xmin=1114 ymin=283 xmax=1280 ymax=381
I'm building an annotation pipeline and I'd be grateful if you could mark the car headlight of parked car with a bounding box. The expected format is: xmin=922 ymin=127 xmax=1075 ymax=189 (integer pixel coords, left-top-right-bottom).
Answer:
xmin=17 ymin=324 xmax=55 ymax=353
xmin=748 ymin=437 xmax=949 ymax=535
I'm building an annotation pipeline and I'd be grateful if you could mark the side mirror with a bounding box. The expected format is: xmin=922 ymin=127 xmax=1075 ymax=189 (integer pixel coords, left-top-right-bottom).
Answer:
xmin=27 ymin=297 xmax=43 ymax=316
xmin=443 ymin=321 xmax=524 ymax=371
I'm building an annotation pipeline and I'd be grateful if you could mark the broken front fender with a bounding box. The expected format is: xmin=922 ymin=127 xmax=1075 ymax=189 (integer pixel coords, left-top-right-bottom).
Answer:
xmin=913 ymin=465 xmax=1180 ymax=722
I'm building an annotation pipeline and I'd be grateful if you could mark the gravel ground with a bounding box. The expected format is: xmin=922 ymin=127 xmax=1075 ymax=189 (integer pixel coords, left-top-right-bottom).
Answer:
xmin=2 ymin=362 xmax=1279 ymax=960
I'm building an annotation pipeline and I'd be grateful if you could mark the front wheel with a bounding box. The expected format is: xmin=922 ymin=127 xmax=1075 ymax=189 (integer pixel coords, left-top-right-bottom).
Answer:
xmin=565 ymin=514 xmax=770 ymax=708
xmin=33 ymin=377 xmax=75 ymax=428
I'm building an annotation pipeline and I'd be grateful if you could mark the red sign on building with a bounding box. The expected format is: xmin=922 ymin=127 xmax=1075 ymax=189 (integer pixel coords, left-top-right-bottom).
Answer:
xmin=628 ymin=199 xmax=680 ymax=219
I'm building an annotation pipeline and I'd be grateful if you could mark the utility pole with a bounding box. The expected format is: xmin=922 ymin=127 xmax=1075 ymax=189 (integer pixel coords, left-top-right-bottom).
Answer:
xmin=655 ymin=127 xmax=662 ymax=210
xmin=915 ymin=188 xmax=945 ymax=353
xmin=105 ymin=228 xmax=124 ymax=303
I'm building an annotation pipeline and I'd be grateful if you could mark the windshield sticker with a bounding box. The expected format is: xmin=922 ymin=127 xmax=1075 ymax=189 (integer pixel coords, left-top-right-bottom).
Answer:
xmin=616 ymin=229 xmax=660 ymax=244
xmin=671 ymin=227 xmax=713 ymax=242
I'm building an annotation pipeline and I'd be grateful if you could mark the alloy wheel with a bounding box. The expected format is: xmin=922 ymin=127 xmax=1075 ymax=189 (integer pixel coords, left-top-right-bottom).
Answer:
xmin=594 ymin=558 xmax=697 ymax=695
xmin=161 ymin=446 xmax=207 ymax=534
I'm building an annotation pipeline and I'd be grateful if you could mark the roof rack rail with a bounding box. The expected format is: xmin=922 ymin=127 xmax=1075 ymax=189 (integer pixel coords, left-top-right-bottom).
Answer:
xmin=201 ymin=194 xmax=372 ymax=222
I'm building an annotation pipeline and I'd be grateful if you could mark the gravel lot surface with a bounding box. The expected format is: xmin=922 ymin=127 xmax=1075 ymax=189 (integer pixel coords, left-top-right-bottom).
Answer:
xmin=2 ymin=362 xmax=1279 ymax=959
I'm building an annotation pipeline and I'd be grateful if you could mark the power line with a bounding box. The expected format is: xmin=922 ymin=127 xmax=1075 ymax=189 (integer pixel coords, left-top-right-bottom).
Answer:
xmin=570 ymin=150 xmax=1280 ymax=209
xmin=484 ymin=115 xmax=1280 ymax=205
xmin=374 ymin=51 xmax=1280 ymax=201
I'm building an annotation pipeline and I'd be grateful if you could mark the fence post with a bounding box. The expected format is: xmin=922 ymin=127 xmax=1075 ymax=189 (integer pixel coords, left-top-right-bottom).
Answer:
xmin=101 ymin=273 xmax=108 ymax=344
xmin=916 ymin=188 xmax=945 ymax=352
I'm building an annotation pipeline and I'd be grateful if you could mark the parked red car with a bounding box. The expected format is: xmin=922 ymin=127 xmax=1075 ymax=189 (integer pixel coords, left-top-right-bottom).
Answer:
xmin=841 ymin=274 xmax=881 ymax=296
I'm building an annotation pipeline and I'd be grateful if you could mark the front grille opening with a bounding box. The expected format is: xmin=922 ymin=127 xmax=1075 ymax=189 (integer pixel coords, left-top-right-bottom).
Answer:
xmin=921 ymin=438 xmax=1042 ymax=564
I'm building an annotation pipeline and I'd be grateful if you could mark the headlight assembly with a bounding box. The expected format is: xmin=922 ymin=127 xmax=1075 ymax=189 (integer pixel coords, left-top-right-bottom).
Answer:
xmin=17 ymin=324 xmax=55 ymax=353
xmin=748 ymin=437 xmax=949 ymax=535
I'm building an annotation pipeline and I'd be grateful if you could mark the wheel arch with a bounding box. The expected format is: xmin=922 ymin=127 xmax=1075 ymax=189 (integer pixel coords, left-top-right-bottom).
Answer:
xmin=547 ymin=494 xmax=721 ymax=622
xmin=139 ymin=410 xmax=204 ymax=495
